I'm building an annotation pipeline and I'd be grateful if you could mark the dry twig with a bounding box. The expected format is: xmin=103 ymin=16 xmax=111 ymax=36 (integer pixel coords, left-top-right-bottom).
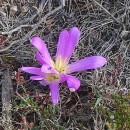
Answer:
xmin=0 ymin=25 xmax=33 ymax=35
xmin=2 ymin=69 xmax=14 ymax=130
xmin=0 ymin=5 xmax=62 ymax=53
xmin=92 ymin=0 xmax=123 ymax=25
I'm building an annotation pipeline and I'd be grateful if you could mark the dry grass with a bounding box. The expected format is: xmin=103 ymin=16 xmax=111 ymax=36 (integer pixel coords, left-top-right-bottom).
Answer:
xmin=0 ymin=0 xmax=130 ymax=130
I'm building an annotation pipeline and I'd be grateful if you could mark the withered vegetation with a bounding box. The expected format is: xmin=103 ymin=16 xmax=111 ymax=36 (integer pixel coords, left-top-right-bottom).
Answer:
xmin=0 ymin=0 xmax=130 ymax=130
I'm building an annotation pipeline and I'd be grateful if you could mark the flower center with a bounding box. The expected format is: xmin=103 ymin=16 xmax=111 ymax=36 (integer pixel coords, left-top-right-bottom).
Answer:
xmin=52 ymin=56 xmax=68 ymax=73
xmin=45 ymin=73 xmax=60 ymax=82
xmin=44 ymin=56 xmax=68 ymax=82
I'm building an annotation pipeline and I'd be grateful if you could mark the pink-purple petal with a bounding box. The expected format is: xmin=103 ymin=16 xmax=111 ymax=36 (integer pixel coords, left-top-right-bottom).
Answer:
xmin=31 ymin=37 xmax=52 ymax=66
xmin=39 ymin=80 xmax=49 ymax=86
xmin=41 ymin=64 xmax=57 ymax=74
xmin=35 ymin=53 xmax=46 ymax=64
xmin=30 ymin=76 xmax=44 ymax=80
xmin=21 ymin=67 xmax=43 ymax=75
xmin=59 ymin=74 xmax=67 ymax=83
xmin=50 ymin=82 xmax=59 ymax=104
xmin=56 ymin=30 xmax=69 ymax=61
xmin=56 ymin=27 xmax=80 ymax=63
xmin=67 ymin=56 xmax=107 ymax=74
xmin=65 ymin=27 xmax=80 ymax=61
xmin=66 ymin=75 xmax=80 ymax=91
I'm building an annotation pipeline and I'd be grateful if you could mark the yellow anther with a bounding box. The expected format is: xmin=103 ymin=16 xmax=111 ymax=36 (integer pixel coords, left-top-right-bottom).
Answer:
xmin=51 ymin=56 xmax=68 ymax=74
xmin=45 ymin=56 xmax=68 ymax=82
xmin=45 ymin=73 xmax=60 ymax=82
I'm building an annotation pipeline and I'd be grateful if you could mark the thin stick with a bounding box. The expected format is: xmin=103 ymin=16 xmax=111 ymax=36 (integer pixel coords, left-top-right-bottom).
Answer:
xmin=1 ymin=25 xmax=33 ymax=35
xmin=92 ymin=0 xmax=122 ymax=25
xmin=0 ymin=5 xmax=62 ymax=53
xmin=15 ymin=92 xmax=31 ymax=107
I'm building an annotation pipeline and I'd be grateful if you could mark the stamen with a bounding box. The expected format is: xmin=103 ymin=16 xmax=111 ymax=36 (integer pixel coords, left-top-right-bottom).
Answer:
xmin=45 ymin=73 xmax=60 ymax=82
xmin=52 ymin=56 xmax=68 ymax=73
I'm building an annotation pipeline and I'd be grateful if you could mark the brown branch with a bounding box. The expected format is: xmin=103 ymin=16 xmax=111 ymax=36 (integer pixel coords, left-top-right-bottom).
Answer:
xmin=2 ymin=69 xmax=14 ymax=130
xmin=0 ymin=5 xmax=62 ymax=53
xmin=92 ymin=0 xmax=123 ymax=25
xmin=0 ymin=25 xmax=33 ymax=35
xmin=15 ymin=92 xmax=31 ymax=107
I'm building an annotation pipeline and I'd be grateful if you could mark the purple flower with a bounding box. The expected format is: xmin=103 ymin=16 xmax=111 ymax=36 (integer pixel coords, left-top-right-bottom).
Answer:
xmin=21 ymin=27 xmax=107 ymax=104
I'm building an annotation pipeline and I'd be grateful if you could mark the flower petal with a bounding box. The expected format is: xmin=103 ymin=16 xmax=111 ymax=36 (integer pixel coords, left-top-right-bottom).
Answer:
xmin=56 ymin=30 xmax=69 ymax=61
xmin=31 ymin=37 xmax=52 ymax=66
xmin=66 ymin=75 xmax=80 ymax=92
xmin=66 ymin=27 xmax=80 ymax=60
xmin=41 ymin=64 xmax=57 ymax=74
xmin=59 ymin=74 xmax=67 ymax=83
xmin=30 ymin=76 xmax=44 ymax=80
xmin=35 ymin=53 xmax=46 ymax=64
xmin=21 ymin=67 xmax=43 ymax=75
xmin=67 ymin=56 xmax=107 ymax=74
xmin=56 ymin=27 xmax=80 ymax=63
xmin=50 ymin=82 xmax=59 ymax=104
xmin=39 ymin=80 xmax=49 ymax=86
